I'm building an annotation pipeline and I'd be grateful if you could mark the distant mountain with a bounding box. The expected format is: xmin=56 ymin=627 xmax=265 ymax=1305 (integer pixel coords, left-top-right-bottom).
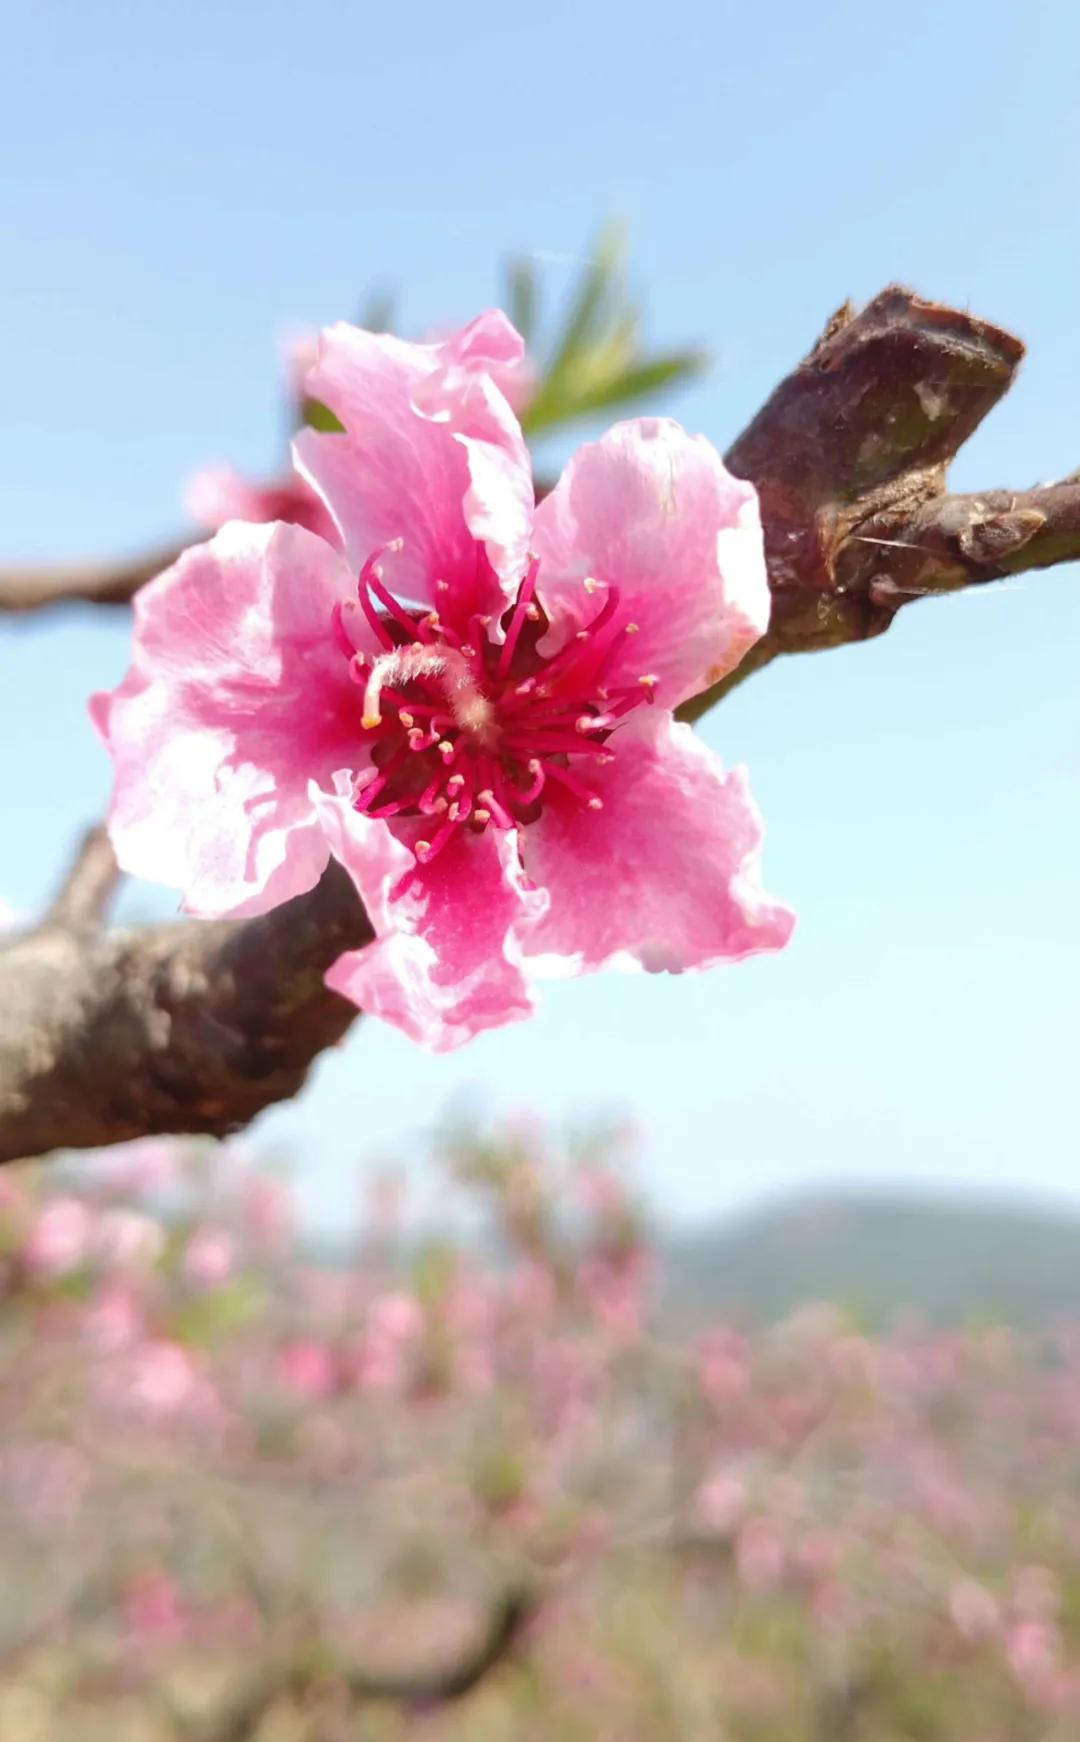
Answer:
xmin=663 ymin=1191 xmax=1080 ymax=1328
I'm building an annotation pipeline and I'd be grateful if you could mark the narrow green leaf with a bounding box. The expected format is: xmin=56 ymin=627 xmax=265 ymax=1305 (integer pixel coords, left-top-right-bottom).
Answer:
xmin=302 ymin=396 xmax=346 ymax=434
xmin=571 ymin=349 xmax=710 ymax=416
xmin=545 ymin=219 xmax=627 ymax=388
xmin=506 ymin=256 xmax=538 ymax=344
xmin=357 ymin=288 xmax=397 ymax=334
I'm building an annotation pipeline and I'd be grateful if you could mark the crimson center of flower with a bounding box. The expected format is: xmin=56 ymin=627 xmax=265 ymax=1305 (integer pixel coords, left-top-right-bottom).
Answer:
xmin=331 ymin=545 xmax=656 ymax=864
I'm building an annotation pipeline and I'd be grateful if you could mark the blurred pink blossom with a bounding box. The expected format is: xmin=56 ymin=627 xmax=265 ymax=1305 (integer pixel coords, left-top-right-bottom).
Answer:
xmin=183 ymin=1226 xmax=236 ymax=1290
xmin=23 ymin=1197 xmax=93 ymax=1280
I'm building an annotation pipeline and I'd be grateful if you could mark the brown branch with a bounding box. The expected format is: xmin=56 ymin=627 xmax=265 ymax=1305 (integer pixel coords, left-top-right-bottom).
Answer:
xmin=680 ymin=286 xmax=1078 ymax=720
xmin=188 ymin=1586 xmax=536 ymax=1741
xmin=0 ymin=539 xmax=188 ymax=613
xmin=1 ymin=284 xmax=1076 ymax=1162
xmin=0 ymin=862 xmax=370 ymax=1164
xmin=43 ymin=825 xmax=121 ymax=929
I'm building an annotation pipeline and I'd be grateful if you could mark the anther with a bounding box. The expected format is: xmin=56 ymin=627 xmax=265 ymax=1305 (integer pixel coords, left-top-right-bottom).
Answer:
xmin=361 ymin=712 xmax=382 ymax=730
xmin=387 ymin=537 xmax=405 ymax=552
xmin=583 ymin=576 xmax=600 ymax=594
xmin=399 ymin=711 xmax=415 ymax=729
xmin=588 ymin=797 xmax=604 ymax=811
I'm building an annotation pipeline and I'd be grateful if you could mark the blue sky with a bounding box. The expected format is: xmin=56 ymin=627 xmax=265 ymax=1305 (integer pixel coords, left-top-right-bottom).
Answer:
xmin=2 ymin=0 xmax=1078 ymax=1230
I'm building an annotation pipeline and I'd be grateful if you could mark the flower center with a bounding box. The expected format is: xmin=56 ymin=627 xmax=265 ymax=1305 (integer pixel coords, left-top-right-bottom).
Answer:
xmin=331 ymin=545 xmax=655 ymax=864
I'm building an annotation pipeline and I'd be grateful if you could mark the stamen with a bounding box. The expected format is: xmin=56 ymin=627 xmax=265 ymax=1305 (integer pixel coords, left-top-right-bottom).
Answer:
xmin=496 ymin=557 xmax=540 ymax=678
xmin=514 ymin=759 xmax=545 ymax=806
xmin=545 ymin=762 xmax=604 ymax=809
xmin=476 ymin=788 xmax=514 ymax=829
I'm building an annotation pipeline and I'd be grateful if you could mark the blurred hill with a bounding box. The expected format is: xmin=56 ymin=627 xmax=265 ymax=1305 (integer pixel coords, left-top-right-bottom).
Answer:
xmin=664 ymin=1191 xmax=1080 ymax=1328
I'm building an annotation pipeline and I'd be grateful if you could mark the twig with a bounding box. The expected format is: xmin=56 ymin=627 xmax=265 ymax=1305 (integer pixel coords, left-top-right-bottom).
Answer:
xmin=0 ymin=540 xmax=189 ymax=614
xmin=191 ymin=1585 xmax=536 ymax=1741
xmin=43 ymin=825 xmax=121 ymax=929
xmin=679 ymin=286 xmax=1077 ymax=719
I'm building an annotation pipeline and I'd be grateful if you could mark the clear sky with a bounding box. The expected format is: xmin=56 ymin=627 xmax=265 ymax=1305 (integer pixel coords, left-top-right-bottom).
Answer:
xmin=2 ymin=0 xmax=1078 ymax=1231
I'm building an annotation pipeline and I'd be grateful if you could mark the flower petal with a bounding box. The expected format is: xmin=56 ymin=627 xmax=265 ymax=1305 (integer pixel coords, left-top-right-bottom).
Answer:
xmin=293 ymin=316 xmax=534 ymax=622
xmin=92 ymin=522 xmax=370 ymax=917
xmin=315 ymin=787 xmax=546 ymax=1051
xmin=518 ymin=712 xmax=794 ymax=974
xmin=531 ymin=418 xmax=769 ymax=710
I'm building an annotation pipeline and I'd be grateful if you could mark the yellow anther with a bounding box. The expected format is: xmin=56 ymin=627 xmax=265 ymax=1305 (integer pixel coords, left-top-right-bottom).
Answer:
xmin=638 ymin=674 xmax=658 ymax=688
xmin=399 ymin=710 xmax=415 ymax=729
xmin=438 ymin=739 xmax=454 ymax=755
xmin=625 ymin=622 xmax=640 ymax=634
xmin=388 ymin=537 xmax=405 ymax=552
xmin=583 ymin=576 xmax=600 ymax=593
xmin=473 ymin=807 xmax=492 ymax=824
xmin=361 ymin=712 xmax=382 ymax=730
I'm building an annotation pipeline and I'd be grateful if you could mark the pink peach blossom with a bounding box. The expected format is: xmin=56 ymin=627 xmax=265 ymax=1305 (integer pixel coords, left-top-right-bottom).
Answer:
xmin=120 ymin=1340 xmax=202 ymax=1418
xmin=23 ymin=1197 xmax=93 ymax=1280
xmin=185 ymin=463 xmax=341 ymax=549
xmin=94 ymin=311 xmax=793 ymax=1049
xmin=182 ymin=1226 xmax=235 ymax=1290
xmin=278 ymin=1336 xmax=337 ymax=1398
xmin=94 ymin=1207 xmax=165 ymax=1270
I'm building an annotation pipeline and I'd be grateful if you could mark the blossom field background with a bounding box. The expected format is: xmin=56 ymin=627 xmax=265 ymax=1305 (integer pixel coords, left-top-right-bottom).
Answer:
xmin=5 ymin=1121 xmax=1080 ymax=1741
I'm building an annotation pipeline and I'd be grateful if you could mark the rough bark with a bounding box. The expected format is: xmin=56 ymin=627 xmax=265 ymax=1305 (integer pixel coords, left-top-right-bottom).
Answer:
xmin=0 ymin=863 xmax=371 ymax=1162
xmin=682 ymin=287 xmax=1077 ymax=716
xmin=1 ymin=285 xmax=1076 ymax=1163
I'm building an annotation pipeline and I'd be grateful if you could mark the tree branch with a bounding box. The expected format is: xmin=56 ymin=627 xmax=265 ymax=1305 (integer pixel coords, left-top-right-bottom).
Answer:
xmin=680 ymin=286 xmax=1077 ymax=719
xmin=43 ymin=824 xmax=121 ymax=929
xmin=184 ymin=1585 xmax=536 ymax=1741
xmin=0 ymin=863 xmax=370 ymax=1164
xmin=2 ymin=285 xmax=1076 ymax=1162
xmin=0 ymin=540 xmax=188 ymax=613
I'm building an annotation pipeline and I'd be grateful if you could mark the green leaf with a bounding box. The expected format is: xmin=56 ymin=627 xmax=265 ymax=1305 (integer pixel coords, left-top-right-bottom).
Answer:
xmin=570 ymin=348 xmax=710 ymax=416
xmin=356 ymin=288 xmax=396 ymax=334
xmin=506 ymin=256 xmax=538 ymax=345
xmin=546 ymin=219 xmax=627 ymax=386
xmin=302 ymin=395 xmax=346 ymax=434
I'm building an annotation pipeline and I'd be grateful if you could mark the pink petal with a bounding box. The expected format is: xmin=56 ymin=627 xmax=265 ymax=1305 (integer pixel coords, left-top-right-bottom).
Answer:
xmin=315 ymin=785 xmax=546 ymax=1051
xmin=92 ymin=522 xmax=371 ymax=917
xmin=518 ymin=712 xmax=794 ymax=974
xmin=531 ymin=418 xmax=769 ymax=710
xmin=292 ymin=316 xmax=533 ymax=620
